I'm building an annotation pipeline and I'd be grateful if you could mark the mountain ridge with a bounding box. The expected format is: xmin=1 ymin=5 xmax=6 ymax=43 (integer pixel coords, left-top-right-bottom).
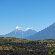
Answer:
xmin=5 ymin=28 xmax=37 ymax=39
xmin=30 ymin=23 xmax=55 ymax=40
xmin=0 ymin=23 xmax=55 ymax=40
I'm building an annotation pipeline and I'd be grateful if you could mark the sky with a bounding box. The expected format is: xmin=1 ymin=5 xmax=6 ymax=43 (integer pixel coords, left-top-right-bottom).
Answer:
xmin=0 ymin=0 xmax=55 ymax=35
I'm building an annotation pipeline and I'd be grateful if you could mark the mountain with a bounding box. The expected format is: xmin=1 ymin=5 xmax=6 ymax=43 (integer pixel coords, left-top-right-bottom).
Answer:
xmin=30 ymin=23 xmax=55 ymax=40
xmin=5 ymin=29 xmax=23 ymax=38
xmin=5 ymin=28 xmax=37 ymax=39
xmin=1 ymin=23 xmax=55 ymax=40
xmin=23 ymin=29 xmax=37 ymax=39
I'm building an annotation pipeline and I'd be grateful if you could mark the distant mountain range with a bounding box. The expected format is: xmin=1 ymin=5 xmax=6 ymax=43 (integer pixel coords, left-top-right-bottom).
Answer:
xmin=0 ymin=23 xmax=55 ymax=40
xmin=5 ymin=29 xmax=37 ymax=39
xmin=30 ymin=23 xmax=55 ymax=40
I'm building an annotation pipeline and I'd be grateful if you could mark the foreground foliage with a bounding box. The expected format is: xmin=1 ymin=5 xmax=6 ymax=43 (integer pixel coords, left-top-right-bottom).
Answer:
xmin=0 ymin=37 xmax=55 ymax=55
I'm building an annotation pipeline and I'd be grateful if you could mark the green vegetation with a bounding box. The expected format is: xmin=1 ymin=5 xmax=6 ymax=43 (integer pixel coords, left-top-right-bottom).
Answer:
xmin=0 ymin=37 xmax=55 ymax=55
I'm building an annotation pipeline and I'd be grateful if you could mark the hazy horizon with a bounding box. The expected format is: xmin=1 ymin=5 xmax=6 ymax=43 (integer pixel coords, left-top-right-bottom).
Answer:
xmin=0 ymin=0 xmax=55 ymax=35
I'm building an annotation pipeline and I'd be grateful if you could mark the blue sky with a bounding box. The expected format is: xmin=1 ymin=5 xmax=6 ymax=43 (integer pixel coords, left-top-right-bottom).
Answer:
xmin=0 ymin=0 xmax=55 ymax=34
